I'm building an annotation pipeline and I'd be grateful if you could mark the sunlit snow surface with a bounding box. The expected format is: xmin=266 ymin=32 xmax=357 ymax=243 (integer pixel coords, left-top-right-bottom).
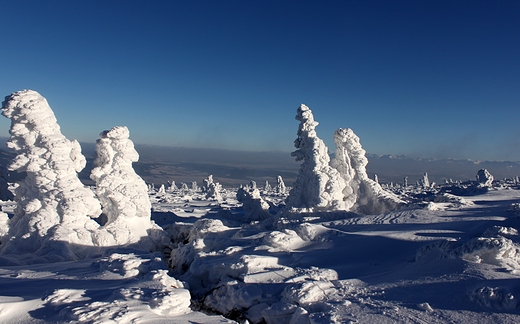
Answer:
xmin=1 ymin=186 xmax=520 ymax=323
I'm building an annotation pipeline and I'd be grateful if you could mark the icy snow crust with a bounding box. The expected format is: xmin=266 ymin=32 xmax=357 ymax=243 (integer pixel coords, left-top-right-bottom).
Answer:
xmin=1 ymin=94 xmax=520 ymax=323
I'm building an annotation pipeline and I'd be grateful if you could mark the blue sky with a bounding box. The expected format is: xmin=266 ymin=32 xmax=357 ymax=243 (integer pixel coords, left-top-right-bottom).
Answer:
xmin=1 ymin=1 xmax=519 ymax=161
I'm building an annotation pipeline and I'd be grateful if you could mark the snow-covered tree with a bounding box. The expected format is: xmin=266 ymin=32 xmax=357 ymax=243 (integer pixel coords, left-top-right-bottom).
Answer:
xmin=331 ymin=128 xmax=403 ymax=214
xmin=403 ymin=176 xmax=408 ymax=187
xmin=285 ymin=104 xmax=346 ymax=211
xmin=420 ymin=172 xmax=430 ymax=189
xmin=476 ymin=169 xmax=494 ymax=188
xmin=236 ymin=187 xmax=271 ymax=221
xmin=276 ymin=175 xmax=286 ymax=195
xmin=158 ymin=184 xmax=166 ymax=195
xmin=0 ymin=90 xmax=102 ymax=261
xmin=90 ymin=126 xmax=162 ymax=248
xmin=264 ymin=180 xmax=272 ymax=192
xmin=168 ymin=181 xmax=178 ymax=192
xmin=202 ymin=175 xmax=222 ymax=201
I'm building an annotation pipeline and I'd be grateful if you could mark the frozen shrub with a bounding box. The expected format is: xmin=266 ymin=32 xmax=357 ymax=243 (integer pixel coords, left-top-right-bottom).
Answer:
xmin=237 ymin=187 xmax=271 ymax=221
xmin=264 ymin=180 xmax=271 ymax=192
xmin=285 ymin=104 xmax=346 ymax=211
xmin=158 ymin=184 xmax=166 ymax=195
xmin=90 ymin=126 xmax=163 ymax=248
xmin=276 ymin=175 xmax=286 ymax=194
xmin=202 ymin=175 xmax=222 ymax=201
xmin=419 ymin=172 xmax=430 ymax=189
xmin=168 ymin=181 xmax=178 ymax=192
xmin=0 ymin=90 xmax=102 ymax=261
xmin=331 ymin=128 xmax=403 ymax=214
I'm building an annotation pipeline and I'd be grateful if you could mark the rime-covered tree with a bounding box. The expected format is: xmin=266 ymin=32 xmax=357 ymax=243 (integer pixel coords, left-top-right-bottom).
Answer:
xmin=202 ymin=175 xmax=222 ymax=201
xmin=285 ymin=104 xmax=346 ymax=210
xmin=276 ymin=175 xmax=286 ymax=194
xmin=420 ymin=172 xmax=430 ymax=189
xmin=331 ymin=128 xmax=403 ymax=214
xmin=90 ymin=126 xmax=162 ymax=248
xmin=476 ymin=169 xmax=494 ymax=188
xmin=0 ymin=90 xmax=102 ymax=261
xmin=237 ymin=187 xmax=271 ymax=221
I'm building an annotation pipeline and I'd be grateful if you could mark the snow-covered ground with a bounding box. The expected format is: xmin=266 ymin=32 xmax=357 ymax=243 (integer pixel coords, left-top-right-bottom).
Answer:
xmin=1 ymin=184 xmax=520 ymax=323
xmin=1 ymin=91 xmax=520 ymax=323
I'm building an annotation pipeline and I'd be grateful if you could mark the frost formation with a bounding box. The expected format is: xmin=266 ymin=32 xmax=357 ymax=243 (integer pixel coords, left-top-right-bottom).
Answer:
xmin=0 ymin=90 xmax=102 ymax=261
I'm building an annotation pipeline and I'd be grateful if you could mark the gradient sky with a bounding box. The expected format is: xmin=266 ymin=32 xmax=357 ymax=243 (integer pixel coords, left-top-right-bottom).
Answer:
xmin=1 ymin=1 xmax=519 ymax=161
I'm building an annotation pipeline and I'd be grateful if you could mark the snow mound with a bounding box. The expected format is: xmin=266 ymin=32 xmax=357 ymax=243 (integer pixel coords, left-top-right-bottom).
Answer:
xmin=451 ymin=236 xmax=520 ymax=270
xmin=469 ymin=286 xmax=517 ymax=309
xmin=416 ymin=225 xmax=520 ymax=271
xmin=0 ymin=90 xmax=102 ymax=262
xmin=90 ymin=126 xmax=165 ymax=249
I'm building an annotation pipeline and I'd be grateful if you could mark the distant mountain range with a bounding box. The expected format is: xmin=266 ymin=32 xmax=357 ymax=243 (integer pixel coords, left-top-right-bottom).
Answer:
xmin=1 ymin=139 xmax=519 ymax=188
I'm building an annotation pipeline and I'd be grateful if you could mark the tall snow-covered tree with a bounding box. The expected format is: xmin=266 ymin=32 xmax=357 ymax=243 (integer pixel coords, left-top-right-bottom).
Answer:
xmin=276 ymin=175 xmax=286 ymax=194
xmin=331 ymin=128 xmax=403 ymax=214
xmin=0 ymin=90 xmax=102 ymax=261
xmin=285 ymin=104 xmax=346 ymax=211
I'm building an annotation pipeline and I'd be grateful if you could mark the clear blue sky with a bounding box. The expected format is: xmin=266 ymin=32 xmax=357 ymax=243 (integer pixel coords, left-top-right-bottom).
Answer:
xmin=1 ymin=1 xmax=519 ymax=161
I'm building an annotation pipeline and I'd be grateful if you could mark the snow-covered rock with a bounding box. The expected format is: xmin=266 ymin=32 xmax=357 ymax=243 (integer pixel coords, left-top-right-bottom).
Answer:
xmin=285 ymin=104 xmax=346 ymax=211
xmin=0 ymin=90 xmax=102 ymax=262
